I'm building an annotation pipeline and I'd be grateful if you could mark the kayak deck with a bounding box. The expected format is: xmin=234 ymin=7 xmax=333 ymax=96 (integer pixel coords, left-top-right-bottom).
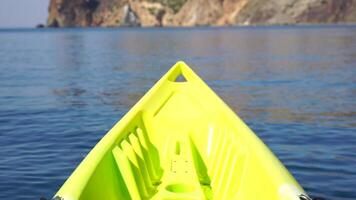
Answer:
xmin=113 ymin=127 xmax=211 ymax=200
xmin=54 ymin=62 xmax=308 ymax=200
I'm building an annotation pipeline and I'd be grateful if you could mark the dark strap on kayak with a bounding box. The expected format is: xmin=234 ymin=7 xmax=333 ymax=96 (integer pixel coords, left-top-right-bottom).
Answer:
xmin=39 ymin=196 xmax=63 ymax=200
xmin=300 ymin=194 xmax=326 ymax=200
xmin=52 ymin=197 xmax=63 ymax=200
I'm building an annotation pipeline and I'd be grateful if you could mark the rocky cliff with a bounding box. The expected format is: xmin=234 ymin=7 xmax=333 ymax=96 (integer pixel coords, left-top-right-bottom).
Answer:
xmin=47 ymin=0 xmax=356 ymax=27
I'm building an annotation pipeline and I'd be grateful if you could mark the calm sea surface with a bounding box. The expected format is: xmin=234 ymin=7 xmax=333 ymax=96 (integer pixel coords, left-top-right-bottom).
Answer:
xmin=0 ymin=26 xmax=355 ymax=200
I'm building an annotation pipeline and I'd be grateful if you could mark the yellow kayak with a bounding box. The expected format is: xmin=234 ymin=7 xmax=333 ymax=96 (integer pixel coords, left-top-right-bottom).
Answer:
xmin=54 ymin=61 xmax=310 ymax=200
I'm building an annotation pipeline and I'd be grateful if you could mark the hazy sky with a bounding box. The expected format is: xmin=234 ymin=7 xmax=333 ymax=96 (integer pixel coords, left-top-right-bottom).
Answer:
xmin=0 ymin=0 xmax=49 ymax=28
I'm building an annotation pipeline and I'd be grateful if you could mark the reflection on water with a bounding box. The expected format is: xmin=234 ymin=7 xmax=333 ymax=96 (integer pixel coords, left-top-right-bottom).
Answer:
xmin=0 ymin=26 xmax=355 ymax=200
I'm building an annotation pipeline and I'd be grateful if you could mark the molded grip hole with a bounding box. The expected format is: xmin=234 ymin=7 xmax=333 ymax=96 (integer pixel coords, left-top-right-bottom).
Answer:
xmin=165 ymin=184 xmax=196 ymax=193
xmin=174 ymin=74 xmax=187 ymax=82
xmin=167 ymin=66 xmax=188 ymax=82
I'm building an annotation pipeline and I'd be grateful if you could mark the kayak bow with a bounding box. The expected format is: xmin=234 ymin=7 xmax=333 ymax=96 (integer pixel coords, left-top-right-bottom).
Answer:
xmin=54 ymin=61 xmax=309 ymax=200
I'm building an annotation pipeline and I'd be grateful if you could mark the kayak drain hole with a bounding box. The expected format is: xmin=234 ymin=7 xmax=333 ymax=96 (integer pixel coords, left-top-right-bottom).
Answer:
xmin=175 ymin=142 xmax=181 ymax=155
xmin=165 ymin=184 xmax=195 ymax=193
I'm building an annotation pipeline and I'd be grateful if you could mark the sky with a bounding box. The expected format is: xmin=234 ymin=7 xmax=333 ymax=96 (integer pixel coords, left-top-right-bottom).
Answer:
xmin=0 ymin=0 xmax=49 ymax=28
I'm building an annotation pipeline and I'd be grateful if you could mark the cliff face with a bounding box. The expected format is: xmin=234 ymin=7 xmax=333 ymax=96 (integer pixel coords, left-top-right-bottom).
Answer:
xmin=47 ymin=0 xmax=356 ymax=27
